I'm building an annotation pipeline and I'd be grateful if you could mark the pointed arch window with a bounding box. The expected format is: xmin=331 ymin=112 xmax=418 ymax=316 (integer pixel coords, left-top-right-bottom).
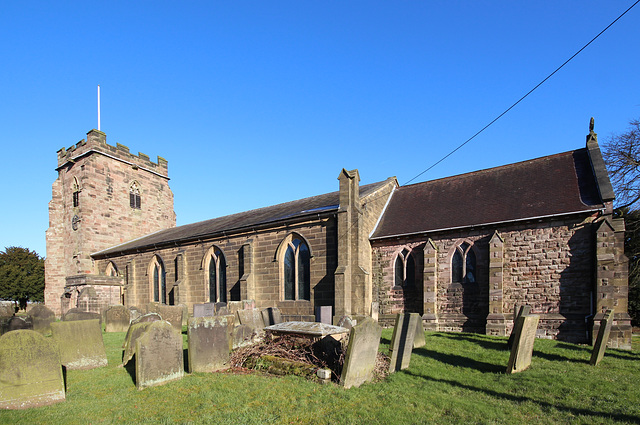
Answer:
xmin=205 ymin=247 xmax=227 ymax=303
xmin=452 ymin=242 xmax=476 ymax=284
xmin=150 ymin=256 xmax=166 ymax=304
xmin=281 ymin=235 xmax=310 ymax=301
xmin=394 ymin=248 xmax=415 ymax=287
xmin=130 ymin=181 xmax=141 ymax=209
xmin=72 ymin=177 xmax=80 ymax=208
xmin=105 ymin=262 xmax=118 ymax=277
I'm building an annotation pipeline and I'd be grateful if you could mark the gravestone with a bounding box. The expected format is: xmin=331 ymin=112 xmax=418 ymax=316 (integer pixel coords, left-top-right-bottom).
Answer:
xmin=243 ymin=299 xmax=256 ymax=310
xmin=507 ymin=305 xmax=531 ymax=350
xmin=340 ymin=317 xmax=382 ymax=389
xmin=105 ymin=305 xmax=131 ymax=333
xmin=28 ymin=304 xmax=56 ymax=335
xmin=232 ymin=324 xmax=255 ymax=349
xmin=4 ymin=316 xmax=33 ymax=333
xmin=337 ymin=315 xmax=356 ymax=330
xmin=155 ymin=305 xmax=184 ymax=332
xmin=123 ymin=321 xmax=157 ymax=365
xmin=51 ymin=319 xmax=107 ymax=370
xmin=370 ymin=302 xmax=379 ymax=322
xmin=237 ymin=309 xmax=265 ymax=331
xmin=187 ymin=316 xmax=231 ymax=373
xmin=0 ymin=330 xmax=65 ymax=409
xmin=128 ymin=306 xmax=143 ymax=321
xmin=315 ymin=306 xmax=332 ymax=324
xmin=388 ymin=313 xmax=419 ymax=373
xmin=178 ymin=304 xmax=189 ymax=326
xmin=0 ymin=303 xmax=14 ymax=318
xmin=193 ymin=303 xmax=216 ymax=318
xmin=413 ymin=314 xmax=426 ymax=348
xmin=135 ymin=320 xmax=184 ymax=390
xmin=506 ymin=313 xmax=540 ymax=374
xmin=132 ymin=312 xmax=162 ymax=325
xmin=214 ymin=302 xmax=227 ymax=315
xmin=63 ymin=308 xmax=102 ymax=325
xmin=227 ymin=301 xmax=243 ymax=314
xmin=262 ymin=307 xmax=283 ymax=326
xmin=590 ymin=309 xmax=614 ymax=366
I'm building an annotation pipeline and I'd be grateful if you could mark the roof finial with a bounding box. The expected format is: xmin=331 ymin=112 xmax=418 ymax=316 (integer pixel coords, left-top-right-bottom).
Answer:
xmin=586 ymin=117 xmax=598 ymax=146
xmin=589 ymin=117 xmax=595 ymax=134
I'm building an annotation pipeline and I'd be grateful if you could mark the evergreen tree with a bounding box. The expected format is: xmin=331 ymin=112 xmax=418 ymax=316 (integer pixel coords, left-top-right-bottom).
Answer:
xmin=0 ymin=246 xmax=45 ymax=310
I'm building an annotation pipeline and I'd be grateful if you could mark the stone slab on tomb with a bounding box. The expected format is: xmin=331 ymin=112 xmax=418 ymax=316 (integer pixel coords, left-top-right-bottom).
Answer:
xmin=236 ymin=309 xmax=265 ymax=331
xmin=187 ymin=316 xmax=231 ymax=373
xmin=506 ymin=313 xmax=540 ymax=374
xmin=193 ymin=303 xmax=216 ymax=318
xmin=590 ymin=309 xmax=613 ymax=366
xmin=262 ymin=307 xmax=283 ymax=326
xmin=413 ymin=313 xmax=426 ymax=349
xmin=339 ymin=317 xmax=382 ymax=389
xmin=0 ymin=330 xmax=65 ymax=409
xmin=265 ymin=321 xmax=350 ymax=339
xmin=105 ymin=305 xmax=131 ymax=333
xmin=507 ymin=305 xmax=531 ymax=350
xmin=154 ymin=305 xmax=184 ymax=332
xmin=122 ymin=321 xmax=158 ymax=365
xmin=315 ymin=306 xmax=332 ymax=325
xmin=135 ymin=321 xmax=184 ymax=390
xmin=51 ymin=319 xmax=107 ymax=370
xmin=27 ymin=304 xmax=56 ymax=335
xmin=388 ymin=313 xmax=419 ymax=373
xmin=63 ymin=308 xmax=102 ymax=325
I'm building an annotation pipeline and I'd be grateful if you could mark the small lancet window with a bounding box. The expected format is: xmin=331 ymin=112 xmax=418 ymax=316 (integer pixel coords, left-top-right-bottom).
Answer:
xmin=150 ymin=256 xmax=166 ymax=304
xmin=207 ymin=248 xmax=227 ymax=303
xmin=394 ymin=248 xmax=415 ymax=287
xmin=452 ymin=242 xmax=476 ymax=284
xmin=130 ymin=181 xmax=141 ymax=209
xmin=72 ymin=177 xmax=80 ymax=208
xmin=282 ymin=236 xmax=310 ymax=301
xmin=105 ymin=262 xmax=118 ymax=277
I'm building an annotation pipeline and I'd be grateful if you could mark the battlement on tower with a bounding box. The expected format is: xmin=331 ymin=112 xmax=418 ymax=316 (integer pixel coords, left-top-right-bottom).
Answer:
xmin=56 ymin=129 xmax=169 ymax=177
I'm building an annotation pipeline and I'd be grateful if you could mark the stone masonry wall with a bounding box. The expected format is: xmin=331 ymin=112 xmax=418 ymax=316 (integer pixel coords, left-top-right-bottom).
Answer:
xmin=94 ymin=216 xmax=337 ymax=319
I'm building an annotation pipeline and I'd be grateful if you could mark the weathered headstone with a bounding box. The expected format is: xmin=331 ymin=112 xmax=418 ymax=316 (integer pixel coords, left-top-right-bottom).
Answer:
xmin=506 ymin=313 xmax=540 ymax=374
xmin=261 ymin=307 xmax=283 ymax=326
xmin=232 ymin=324 xmax=255 ymax=349
xmin=337 ymin=315 xmax=356 ymax=330
xmin=237 ymin=309 xmax=265 ymax=331
xmin=51 ymin=319 xmax=107 ymax=370
xmin=135 ymin=320 xmax=184 ymax=390
xmin=178 ymin=304 xmax=189 ymax=326
xmin=413 ymin=314 xmax=426 ymax=348
xmin=0 ymin=303 xmax=14 ymax=318
xmin=105 ymin=305 xmax=131 ymax=333
xmin=507 ymin=305 xmax=531 ymax=350
xmin=227 ymin=301 xmax=243 ymax=314
xmin=340 ymin=317 xmax=382 ymax=389
xmin=315 ymin=306 xmax=332 ymax=324
xmin=193 ymin=303 xmax=216 ymax=318
xmin=155 ymin=305 xmax=184 ymax=332
xmin=388 ymin=313 xmax=419 ymax=373
xmin=590 ymin=309 xmax=614 ymax=366
xmin=128 ymin=306 xmax=143 ymax=322
xmin=0 ymin=330 xmax=65 ymax=409
xmin=63 ymin=308 xmax=102 ymax=325
xmin=243 ymin=299 xmax=256 ymax=310
xmin=4 ymin=316 xmax=33 ymax=333
xmin=214 ymin=302 xmax=227 ymax=314
xmin=28 ymin=304 xmax=56 ymax=335
xmin=131 ymin=312 xmax=162 ymax=325
xmin=370 ymin=302 xmax=379 ymax=322
xmin=187 ymin=316 xmax=231 ymax=373
xmin=123 ymin=321 xmax=157 ymax=365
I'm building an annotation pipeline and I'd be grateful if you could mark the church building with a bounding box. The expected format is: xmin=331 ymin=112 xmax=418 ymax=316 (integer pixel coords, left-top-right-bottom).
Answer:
xmin=44 ymin=122 xmax=632 ymax=348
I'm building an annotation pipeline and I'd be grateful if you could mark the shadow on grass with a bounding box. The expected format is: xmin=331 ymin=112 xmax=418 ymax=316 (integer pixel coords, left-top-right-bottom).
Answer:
xmin=403 ymin=370 xmax=640 ymax=424
xmin=416 ymin=348 xmax=505 ymax=373
xmin=532 ymin=349 xmax=589 ymax=364
xmin=428 ymin=332 xmax=507 ymax=351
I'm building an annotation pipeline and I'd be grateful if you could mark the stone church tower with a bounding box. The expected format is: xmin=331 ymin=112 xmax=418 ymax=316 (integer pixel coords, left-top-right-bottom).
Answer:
xmin=45 ymin=129 xmax=176 ymax=316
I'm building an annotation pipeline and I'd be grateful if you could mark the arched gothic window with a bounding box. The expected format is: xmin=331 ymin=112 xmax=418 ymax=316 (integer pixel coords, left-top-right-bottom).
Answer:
xmin=452 ymin=242 xmax=476 ymax=284
xmin=205 ymin=247 xmax=227 ymax=303
xmin=105 ymin=262 xmax=118 ymax=277
xmin=130 ymin=181 xmax=141 ymax=209
xmin=394 ymin=248 xmax=415 ymax=287
xmin=149 ymin=256 xmax=166 ymax=304
xmin=72 ymin=177 xmax=80 ymax=208
xmin=280 ymin=235 xmax=310 ymax=301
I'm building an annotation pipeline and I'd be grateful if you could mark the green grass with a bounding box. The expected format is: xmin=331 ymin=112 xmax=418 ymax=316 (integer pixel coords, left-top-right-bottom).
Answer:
xmin=2 ymin=331 xmax=639 ymax=424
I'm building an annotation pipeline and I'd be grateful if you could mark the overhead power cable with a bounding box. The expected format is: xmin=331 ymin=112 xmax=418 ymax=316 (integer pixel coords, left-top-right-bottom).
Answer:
xmin=403 ymin=0 xmax=640 ymax=186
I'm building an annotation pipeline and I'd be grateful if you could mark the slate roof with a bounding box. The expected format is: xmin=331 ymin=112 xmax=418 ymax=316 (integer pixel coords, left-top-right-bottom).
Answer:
xmin=93 ymin=179 xmax=391 ymax=257
xmin=370 ymin=148 xmax=605 ymax=240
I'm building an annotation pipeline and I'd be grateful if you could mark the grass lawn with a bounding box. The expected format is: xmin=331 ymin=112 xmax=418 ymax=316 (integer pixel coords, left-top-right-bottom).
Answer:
xmin=2 ymin=330 xmax=639 ymax=424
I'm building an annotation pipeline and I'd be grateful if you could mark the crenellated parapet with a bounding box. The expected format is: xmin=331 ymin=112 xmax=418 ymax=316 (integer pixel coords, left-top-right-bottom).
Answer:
xmin=56 ymin=129 xmax=169 ymax=178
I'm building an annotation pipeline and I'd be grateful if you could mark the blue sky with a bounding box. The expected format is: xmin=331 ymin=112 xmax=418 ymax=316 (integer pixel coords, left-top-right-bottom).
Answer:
xmin=1 ymin=1 xmax=639 ymax=258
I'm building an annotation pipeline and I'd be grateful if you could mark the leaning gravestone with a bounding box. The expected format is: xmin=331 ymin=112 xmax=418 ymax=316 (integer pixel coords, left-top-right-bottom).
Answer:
xmin=28 ymin=304 xmax=56 ymax=335
xmin=63 ymin=308 xmax=102 ymax=325
xmin=154 ymin=305 xmax=184 ymax=332
xmin=122 ymin=321 xmax=157 ymax=365
xmin=132 ymin=312 xmax=162 ymax=325
xmin=507 ymin=305 xmax=531 ymax=350
xmin=237 ymin=309 xmax=265 ymax=332
xmin=413 ymin=313 xmax=426 ymax=349
xmin=340 ymin=317 xmax=382 ymax=389
xmin=135 ymin=320 xmax=184 ymax=390
xmin=590 ymin=309 xmax=614 ymax=366
xmin=0 ymin=330 xmax=65 ymax=409
xmin=193 ymin=303 xmax=216 ymax=318
xmin=261 ymin=307 xmax=283 ymax=326
xmin=105 ymin=305 xmax=131 ymax=333
xmin=388 ymin=313 xmax=419 ymax=373
xmin=188 ymin=316 xmax=231 ymax=373
xmin=506 ymin=313 xmax=540 ymax=374
xmin=51 ymin=319 xmax=107 ymax=370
